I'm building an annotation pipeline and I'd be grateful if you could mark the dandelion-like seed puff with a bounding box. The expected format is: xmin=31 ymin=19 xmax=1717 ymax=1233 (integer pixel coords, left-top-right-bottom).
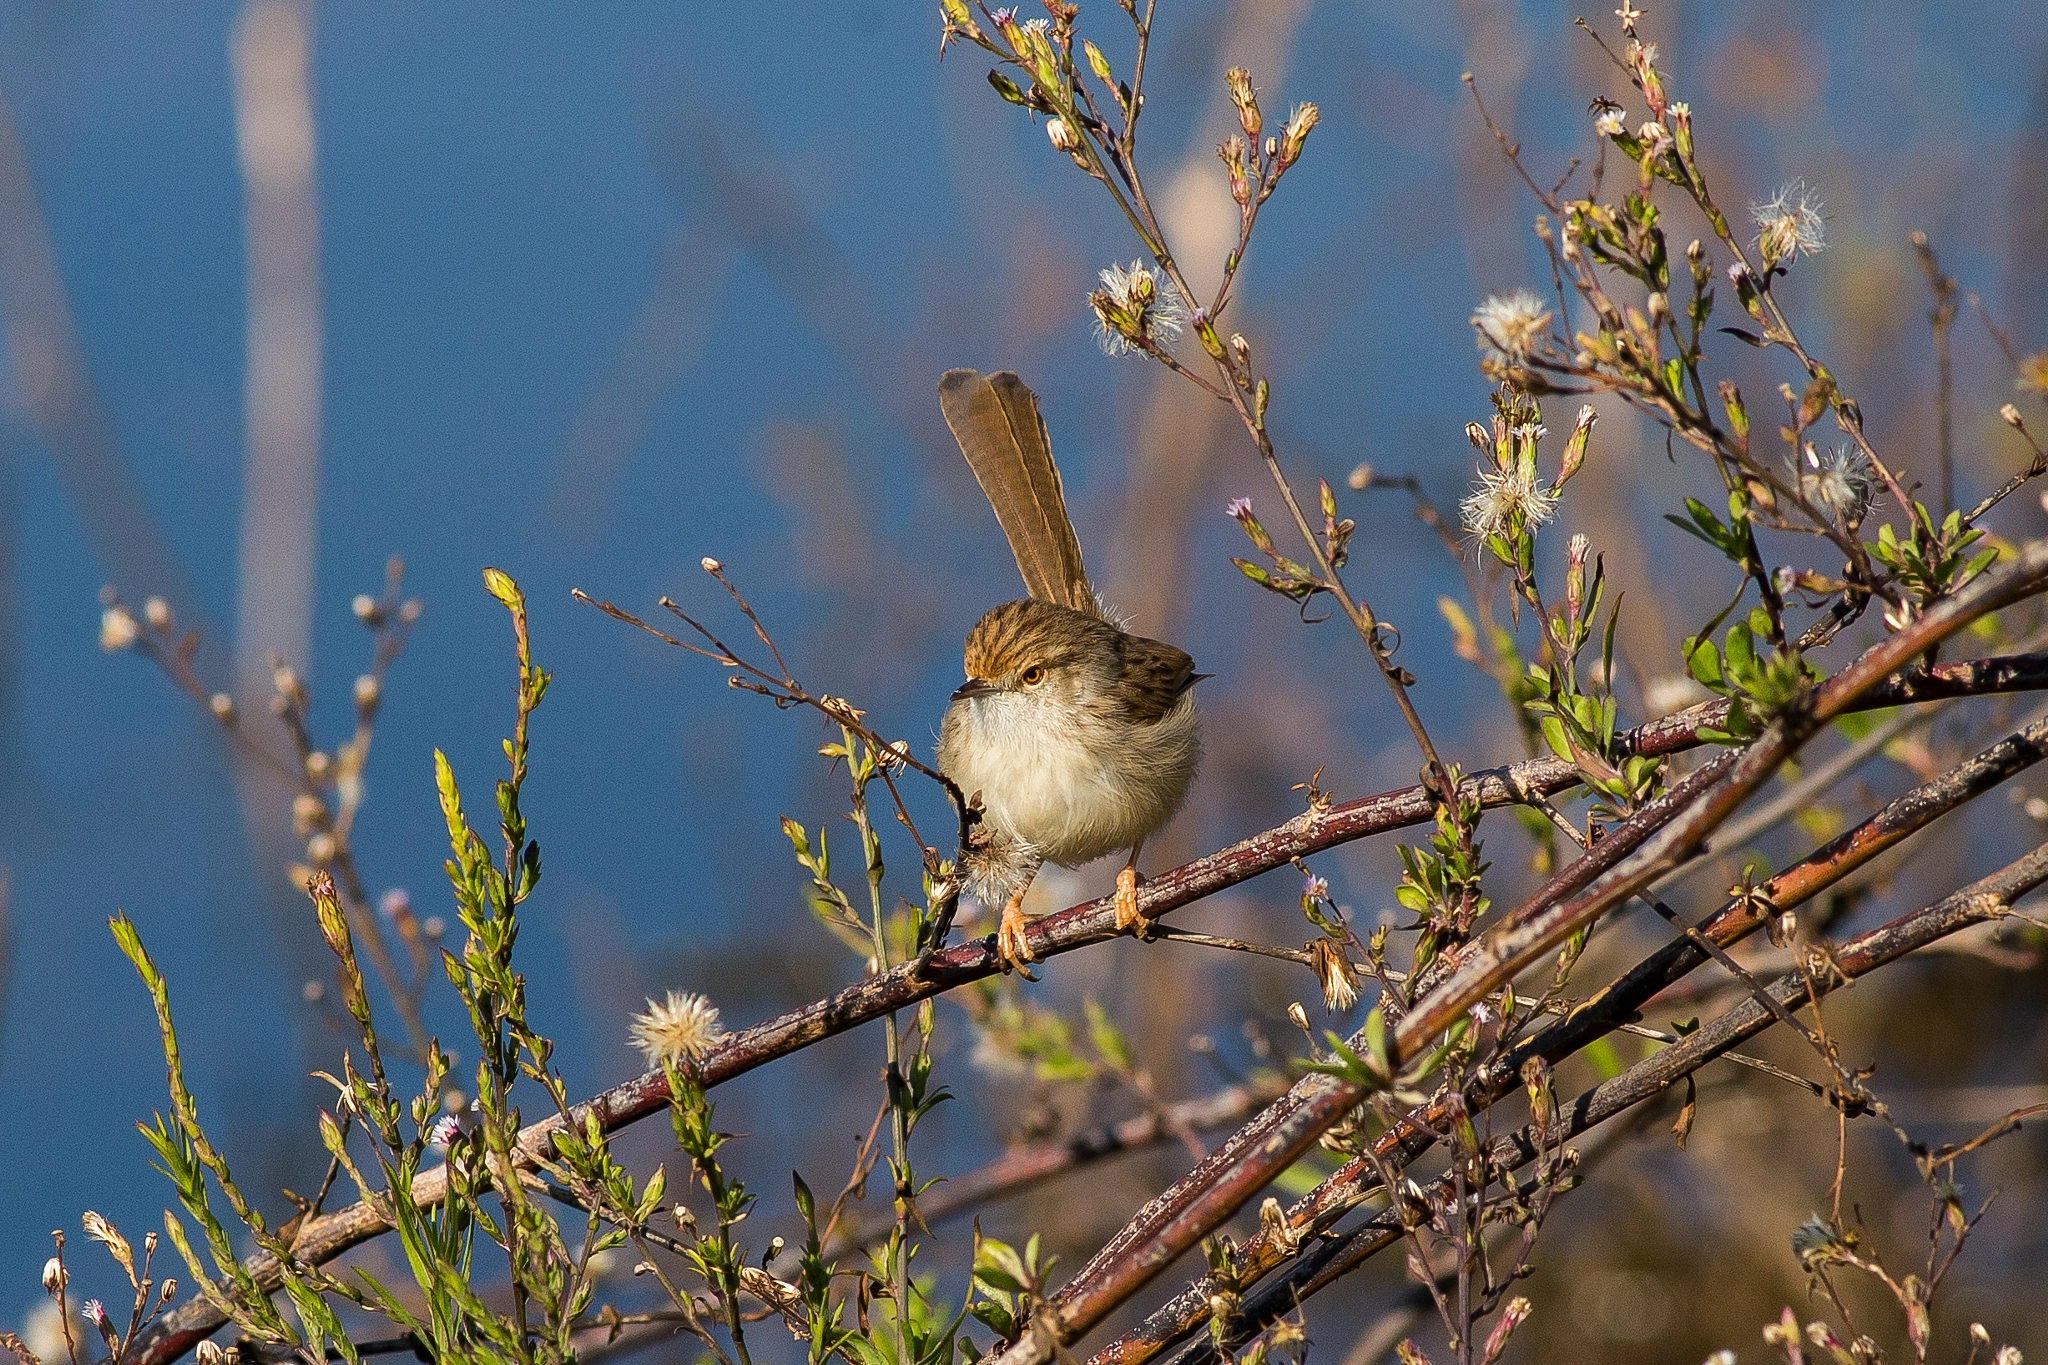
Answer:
xmin=1751 ymin=181 xmax=1827 ymax=269
xmin=1470 ymin=289 xmax=1553 ymax=365
xmin=1793 ymin=443 xmax=1879 ymax=525
xmin=628 ymin=989 xmax=727 ymax=1069
xmin=1461 ymin=462 xmax=1559 ymax=541
xmin=1089 ymin=260 xmax=1187 ymax=357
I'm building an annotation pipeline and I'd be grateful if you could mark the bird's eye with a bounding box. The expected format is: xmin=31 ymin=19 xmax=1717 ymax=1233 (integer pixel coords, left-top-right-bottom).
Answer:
xmin=1021 ymin=665 xmax=1045 ymax=686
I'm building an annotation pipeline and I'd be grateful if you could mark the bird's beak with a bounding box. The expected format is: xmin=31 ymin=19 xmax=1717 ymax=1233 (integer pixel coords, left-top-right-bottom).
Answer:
xmin=951 ymin=677 xmax=999 ymax=701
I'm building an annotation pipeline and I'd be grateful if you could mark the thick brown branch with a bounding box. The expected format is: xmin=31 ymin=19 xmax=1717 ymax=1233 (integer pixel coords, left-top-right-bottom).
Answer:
xmin=1093 ymin=706 xmax=2048 ymax=1365
xmin=127 ymin=643 xmax=2048 ymax=1365
xmin=998 ymin=542 xmax=2048 ymax=1365
xmin=1174 ymin=839 xmax=2048 ymax=1364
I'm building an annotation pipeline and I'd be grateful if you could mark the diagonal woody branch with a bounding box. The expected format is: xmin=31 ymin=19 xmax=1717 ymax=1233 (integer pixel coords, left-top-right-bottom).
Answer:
xmin=992 ymin=539 xmax=2048 ymax=1365
xmin=129 ymin=635 xmax=2048 ymax=1365
xmin=1170 ymin=838 xmax=2048 ymax=1365
xmin=1091 ymin=704 xmax=2048 ymax=1365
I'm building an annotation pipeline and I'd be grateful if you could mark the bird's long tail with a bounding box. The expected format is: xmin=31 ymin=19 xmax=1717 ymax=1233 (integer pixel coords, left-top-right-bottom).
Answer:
xmin=938 ymin=368 xmax=1095 ymax=616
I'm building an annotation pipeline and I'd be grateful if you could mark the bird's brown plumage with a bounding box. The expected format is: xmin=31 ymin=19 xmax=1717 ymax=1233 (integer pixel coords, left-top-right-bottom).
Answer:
xmin=938 ymin=368 xmax=1096 ymax=615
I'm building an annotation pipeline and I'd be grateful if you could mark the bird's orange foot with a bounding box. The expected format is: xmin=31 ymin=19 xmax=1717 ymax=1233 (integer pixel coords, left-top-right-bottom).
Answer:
xmin=1113 ymin=865 xmax=1144 ymax=934
xmin=998 ymin=890 xmax=1038 ymax=971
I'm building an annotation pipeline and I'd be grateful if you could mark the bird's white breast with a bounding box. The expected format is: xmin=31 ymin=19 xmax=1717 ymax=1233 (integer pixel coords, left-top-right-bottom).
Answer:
xmin=937 ymin=689 xmax=1199 ymax=868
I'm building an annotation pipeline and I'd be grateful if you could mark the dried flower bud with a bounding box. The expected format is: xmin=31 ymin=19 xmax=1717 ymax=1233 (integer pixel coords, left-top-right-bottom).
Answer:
xmin=1308 ymin=938 xmax=1360 ymax=1012
xmin=1217 ymin=134 xmax=1252 ymax=205
xmin=1791 ymin=1217 xmax=1850 ymax=1269
xmin=305 ymin=750 xmax=332 ymax=781
xmin=700 ymin=556 xmax=722 ymax=573
xmin=351 ymin=593 xmax=380 ymax=624
xmin=306 ymin=832 xmax=337 ymax=865
xmin=1286 ymin=1001 xmax=1311 ymax=1033
xmin=195 ymin=1341 xmax=226 ymax=1365
xmin=1045 ymin=117 xmax=1081 ymax=153
xmin=1229 ymin=333 xmax=1251 ymax=370
xmin=143 ymin=596 xmax=172 ymax=630
xmin=1346 ymin=462 xmax=1374 ymax=490
xmin=1256 ymin=1196 xmax=1300 ymax=1254
xmin=1224 ymin=67 xmax=1261 ymax=141
xmin=209 ymin=691 xmax=236 ymax=722
xmin=1481 ymin=1298 xmax=1531 ymax=1364
xmin=1554 ymin=404 xmax=1596 ymax=489
xmin=292 ymin=792 xmax=327 ymax=833
xmin=1083 ymin=39 xmax=1114 ymax=88
xmin=2001 ymin=402 xmax=2024 ymax=428
xmin=1278 ymin=102 xmax=1319 ymax=167
xmin=353 ymin=673 xmax=381 ymax=711
xmin=1520 ymin=1055 xmax=1553 ymax=1128
xmin=1629 ymin=39 xmax=1666 ymax=116
xmin=1768 ymin=907 xmax=1799 ymax=948
xmin=100 ymin=605 xmax=139 ymax=652
xmin=42 ymin=1256 xmax=66 ymax=1293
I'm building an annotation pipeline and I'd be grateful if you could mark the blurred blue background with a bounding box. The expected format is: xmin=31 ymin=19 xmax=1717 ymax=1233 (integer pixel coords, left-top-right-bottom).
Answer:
xmin=3 ymin=0 xmax=2047 ymax=1357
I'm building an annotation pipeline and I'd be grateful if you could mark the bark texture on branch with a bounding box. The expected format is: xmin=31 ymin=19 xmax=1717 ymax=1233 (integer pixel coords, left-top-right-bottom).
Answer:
xmin=1166 ymin=839 xmax=2048 ymax=1365
xmin=1092 ymin=709 xmax=2048 ymax=1365
xmin=127 ymin=644 xmax=2048 ymax=1365
xmin=995 ymin=544 xmax=2048 ymax=1365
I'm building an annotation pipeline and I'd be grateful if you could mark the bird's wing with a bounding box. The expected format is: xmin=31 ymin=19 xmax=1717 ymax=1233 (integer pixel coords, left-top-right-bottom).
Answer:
xmin=1114 ymin=633 xmax=1204 ymax=724
xmin=938 ymin=368 xmax=1095 ymax=615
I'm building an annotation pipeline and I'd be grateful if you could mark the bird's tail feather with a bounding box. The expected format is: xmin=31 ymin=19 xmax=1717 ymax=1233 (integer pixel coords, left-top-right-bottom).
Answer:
xmin=938 ymin=368 xmax=1095 ymax=615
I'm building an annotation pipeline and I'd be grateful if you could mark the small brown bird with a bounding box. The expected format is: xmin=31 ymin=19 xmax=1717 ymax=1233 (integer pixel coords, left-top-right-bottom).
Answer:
xmin=934 ymin=369 xmax=1204 ymax=969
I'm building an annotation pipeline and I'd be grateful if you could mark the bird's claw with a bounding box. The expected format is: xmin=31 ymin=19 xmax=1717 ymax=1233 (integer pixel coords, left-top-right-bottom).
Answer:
xmin=1113 ymin=865 xmax=1144 ymax=934
xmin=998 ymin=892 xmax=1038 ymax=973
